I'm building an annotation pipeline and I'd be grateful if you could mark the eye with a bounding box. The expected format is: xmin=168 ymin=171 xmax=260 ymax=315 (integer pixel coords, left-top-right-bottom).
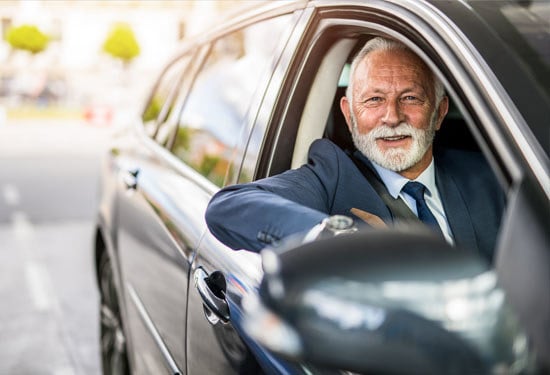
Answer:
xmin=402 ymin=95 xmax=424 ymax=104
xmin=364 ymin=97 xmax=383 ymax=106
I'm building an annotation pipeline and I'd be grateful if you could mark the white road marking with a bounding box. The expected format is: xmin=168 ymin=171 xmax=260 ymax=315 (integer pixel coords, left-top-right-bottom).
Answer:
xmin=12 ymin=211 xmax=34 ymax=240
xmin=2 ymin=183 xmax=20 ymax=206
xmin=25 ymin=262 xmax=52 ymax=311
xmin=54 ymin=366 xmax=76 ymax=375
xmin=12 ymin=211 xmax=51 ymax=311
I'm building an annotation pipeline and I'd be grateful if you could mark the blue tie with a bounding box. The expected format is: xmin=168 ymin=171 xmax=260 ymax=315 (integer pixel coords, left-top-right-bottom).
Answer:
xmin=402 ymin=181 xmax=443 ymax=235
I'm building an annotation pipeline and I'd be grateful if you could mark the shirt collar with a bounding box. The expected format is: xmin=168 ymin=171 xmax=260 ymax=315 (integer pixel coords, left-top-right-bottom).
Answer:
xmin=371 ymin=158 xmax=436 ymax=198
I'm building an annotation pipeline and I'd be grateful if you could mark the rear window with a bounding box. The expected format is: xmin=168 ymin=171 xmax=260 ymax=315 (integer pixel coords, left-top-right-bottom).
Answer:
xmin=467 ymin=0 xmax=550 ymax=153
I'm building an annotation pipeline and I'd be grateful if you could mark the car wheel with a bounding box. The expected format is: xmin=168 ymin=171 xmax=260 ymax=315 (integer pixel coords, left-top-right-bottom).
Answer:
xmin=99 ymin=251 xmax=130 ymax=375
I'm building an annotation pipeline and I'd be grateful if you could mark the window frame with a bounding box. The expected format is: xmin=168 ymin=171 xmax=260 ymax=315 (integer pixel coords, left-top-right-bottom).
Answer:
xmin=139 ymin=50 xmax=199 ymax=139
xmin=162 ymin=13 xmax=300 ymax=188
xmin=253 ymin=2 xmax=536 ymax=196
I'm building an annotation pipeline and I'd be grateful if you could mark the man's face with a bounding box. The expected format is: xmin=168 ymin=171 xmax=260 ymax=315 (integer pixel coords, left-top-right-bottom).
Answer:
xmin=341 ymin=49 xmax=448 ymax=178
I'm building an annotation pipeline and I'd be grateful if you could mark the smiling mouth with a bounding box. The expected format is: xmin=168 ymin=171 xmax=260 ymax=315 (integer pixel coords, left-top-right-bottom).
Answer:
xmin=378 ymin=135 xmax=410 ymax=141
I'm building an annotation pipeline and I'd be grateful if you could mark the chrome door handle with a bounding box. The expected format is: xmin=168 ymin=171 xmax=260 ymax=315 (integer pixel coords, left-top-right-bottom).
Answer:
xmin=123 ymin=168 xmax=140 ymax=189
xmin=194 ymin=268 xmax=229 ymax=324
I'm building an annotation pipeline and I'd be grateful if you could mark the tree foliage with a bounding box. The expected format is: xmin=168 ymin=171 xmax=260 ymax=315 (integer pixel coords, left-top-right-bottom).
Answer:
xmin=5 ymin=24 xmax=50 ymax=54
xmin=102 ymin=23 xmax=140 ymax=65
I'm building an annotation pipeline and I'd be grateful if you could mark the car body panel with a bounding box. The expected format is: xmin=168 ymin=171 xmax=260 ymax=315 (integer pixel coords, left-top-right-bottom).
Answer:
xmin=94 ymin=0 xmax=549 ymax=373
xmin=115 ymin=147 xmax=204 ymax=373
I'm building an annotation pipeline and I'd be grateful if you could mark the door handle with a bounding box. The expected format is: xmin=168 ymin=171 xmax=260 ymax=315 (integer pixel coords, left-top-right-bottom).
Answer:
xmin=194 ymin=268 xmax=229 ymax=324
xmin=123 ymin=168 xmax=140 ymax=190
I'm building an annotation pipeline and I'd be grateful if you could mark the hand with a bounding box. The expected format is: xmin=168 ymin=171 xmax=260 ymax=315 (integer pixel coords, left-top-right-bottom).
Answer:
xmin=350 ymin=208 xmax=387 ymax=229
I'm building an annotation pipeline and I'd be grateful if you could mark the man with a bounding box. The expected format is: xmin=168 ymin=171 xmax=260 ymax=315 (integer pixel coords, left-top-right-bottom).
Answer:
xmin=205 ymin=37 xmax=504 ymax=262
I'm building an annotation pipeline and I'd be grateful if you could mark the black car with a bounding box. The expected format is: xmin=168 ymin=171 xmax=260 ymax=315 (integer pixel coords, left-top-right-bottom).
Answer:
xmin=94 ymin=1 xmax=549 ymax=374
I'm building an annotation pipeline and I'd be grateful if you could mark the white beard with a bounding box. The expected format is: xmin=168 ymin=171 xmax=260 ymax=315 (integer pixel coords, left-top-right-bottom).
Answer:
xmin=350 ymin=112 xmax=437 ymax=172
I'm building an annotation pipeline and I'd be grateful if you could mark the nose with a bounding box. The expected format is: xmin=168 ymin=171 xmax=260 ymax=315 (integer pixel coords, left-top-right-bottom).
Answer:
xmin=382 ymin=100 xmax=403 ymax=127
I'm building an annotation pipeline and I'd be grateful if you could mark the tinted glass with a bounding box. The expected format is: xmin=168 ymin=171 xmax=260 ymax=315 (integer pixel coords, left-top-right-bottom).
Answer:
xmin=141 ymin=55 xmax=191 ymax=137
xmin=465 ymin=1 xmax=550 ymax=92
xmin=172 ymin=16 xmax=290 ymax=186
xmin=500 ymin=2 xmax=550 ymax=69
xmin=467 ymin=0 xmax=550 ymax=152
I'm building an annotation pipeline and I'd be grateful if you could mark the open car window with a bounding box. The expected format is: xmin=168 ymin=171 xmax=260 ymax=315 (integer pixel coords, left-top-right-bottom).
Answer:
xmin=266 ymin=24 xmax=509 ymax=263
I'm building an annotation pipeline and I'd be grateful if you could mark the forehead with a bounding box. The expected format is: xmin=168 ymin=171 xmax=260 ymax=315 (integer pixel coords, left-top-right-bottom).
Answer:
xmin=355 ymin=49 xmax=434 ymax=93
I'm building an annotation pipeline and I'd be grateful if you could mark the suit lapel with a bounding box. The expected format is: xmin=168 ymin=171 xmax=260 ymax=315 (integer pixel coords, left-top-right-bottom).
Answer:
xmin=352 ymin=147 xmax=478 ymax=252
xmin=435 ymin=163 xmax=478 ymax=253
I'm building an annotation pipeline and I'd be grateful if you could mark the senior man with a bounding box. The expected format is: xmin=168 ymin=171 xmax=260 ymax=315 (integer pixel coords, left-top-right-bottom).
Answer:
xmin=205 ymin=37 xmax=504 ymax=262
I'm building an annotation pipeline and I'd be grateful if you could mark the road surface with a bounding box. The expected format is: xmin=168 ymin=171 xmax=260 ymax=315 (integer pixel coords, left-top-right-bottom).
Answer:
xmin=0 ymin=118 xmax=113 ymax=375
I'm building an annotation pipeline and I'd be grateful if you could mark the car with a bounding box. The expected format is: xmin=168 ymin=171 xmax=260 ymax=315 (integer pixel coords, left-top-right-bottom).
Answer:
xmin=93 ymin=0 xmax=549 ymax=374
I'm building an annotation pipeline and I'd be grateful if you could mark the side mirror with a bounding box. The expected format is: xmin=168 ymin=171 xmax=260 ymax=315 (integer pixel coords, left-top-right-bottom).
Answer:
xmin=242 ymin=229 xmax=536 ymax=374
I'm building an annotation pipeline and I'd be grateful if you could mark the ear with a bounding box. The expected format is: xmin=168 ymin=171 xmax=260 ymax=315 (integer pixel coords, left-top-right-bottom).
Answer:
xmin=435 ymin=96 xmax=449 ymax=131
xmin=340 ymin=96 xmax=353 ymax=132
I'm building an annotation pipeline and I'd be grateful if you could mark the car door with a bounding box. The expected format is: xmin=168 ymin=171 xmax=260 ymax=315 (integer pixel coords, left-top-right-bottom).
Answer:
xmin=114 ymin=46 xmax=207 ymax=374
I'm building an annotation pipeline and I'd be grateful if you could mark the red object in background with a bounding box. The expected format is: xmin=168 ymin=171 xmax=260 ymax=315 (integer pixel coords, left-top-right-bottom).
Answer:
xmin=84 ymin=105 xmax=113 ymax=126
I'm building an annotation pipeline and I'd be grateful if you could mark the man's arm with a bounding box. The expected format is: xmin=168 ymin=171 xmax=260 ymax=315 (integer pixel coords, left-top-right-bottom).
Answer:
xmin=205 ymin=139 xmax=342 ymax=251
xmin=205 ymin=186 xmax=328 ymax=251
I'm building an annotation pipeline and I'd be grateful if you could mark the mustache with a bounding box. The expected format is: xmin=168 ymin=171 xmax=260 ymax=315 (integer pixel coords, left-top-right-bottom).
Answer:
xmin=367 ymin=123 xmax=416 ymax=139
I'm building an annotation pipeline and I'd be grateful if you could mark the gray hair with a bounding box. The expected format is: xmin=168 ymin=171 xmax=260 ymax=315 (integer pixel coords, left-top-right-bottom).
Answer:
xmin=346 ymin=37 xmax=445 ymax=105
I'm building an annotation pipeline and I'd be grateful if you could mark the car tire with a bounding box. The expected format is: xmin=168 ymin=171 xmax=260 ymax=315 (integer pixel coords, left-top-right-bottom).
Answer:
xmin=99 ymin=250 xmax=130 ymax=375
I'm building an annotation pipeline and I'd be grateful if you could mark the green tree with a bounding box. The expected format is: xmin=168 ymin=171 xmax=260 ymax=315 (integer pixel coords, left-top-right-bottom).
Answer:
xmin=102 ymin=23 xmax=140 ymax=67
xmin=5 ymin=24 xmax=50 ymax=54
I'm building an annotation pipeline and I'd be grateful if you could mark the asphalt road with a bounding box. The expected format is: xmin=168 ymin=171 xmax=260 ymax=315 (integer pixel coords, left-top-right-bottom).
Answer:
xmin=0 ymin=119 xmax=113 ymax=375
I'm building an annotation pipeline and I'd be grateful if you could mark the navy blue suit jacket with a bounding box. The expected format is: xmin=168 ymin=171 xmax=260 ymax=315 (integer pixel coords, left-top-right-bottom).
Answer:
xmin=206 ymin=139 xmax=505 ymax=261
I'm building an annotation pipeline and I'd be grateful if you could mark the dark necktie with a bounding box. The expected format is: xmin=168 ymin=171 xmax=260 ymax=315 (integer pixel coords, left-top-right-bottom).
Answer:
xmin=402 ymin=181 xmax=443 ymax=235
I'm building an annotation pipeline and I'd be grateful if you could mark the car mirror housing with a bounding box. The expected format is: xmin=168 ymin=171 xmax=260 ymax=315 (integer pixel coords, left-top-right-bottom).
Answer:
xmin=242 ymin=229 xmax=537 ymax=374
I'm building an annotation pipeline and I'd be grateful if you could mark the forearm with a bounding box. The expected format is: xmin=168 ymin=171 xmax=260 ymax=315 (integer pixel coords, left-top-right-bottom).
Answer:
xmin=205 ymin=139 xmax=342 ymax=251
xmin=205 ymin=186 xmax=327 ymax=251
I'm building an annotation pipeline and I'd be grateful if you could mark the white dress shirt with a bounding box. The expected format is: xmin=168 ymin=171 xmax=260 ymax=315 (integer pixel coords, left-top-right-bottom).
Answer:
xmin=371 ymin=159 xmax=454 ymax=244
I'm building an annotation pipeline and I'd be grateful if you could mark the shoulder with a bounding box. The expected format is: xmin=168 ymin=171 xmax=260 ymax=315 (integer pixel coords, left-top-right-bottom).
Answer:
xmin=435 ymin=148 xmax=502 ymax=195
xmin=435 ymin=148 xmax=491 ymax=173
xmin=307 ymin=138 xmax=352 ymax=165
xmin=302 ymin=139 xmax=359 ymax=178
xmin=309 ymin=138 xmax=345 ymax=154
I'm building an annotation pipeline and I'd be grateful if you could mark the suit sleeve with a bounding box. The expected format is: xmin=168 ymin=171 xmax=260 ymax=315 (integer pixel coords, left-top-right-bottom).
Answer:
xmin=205 ymin=139 xmax=342 ymax=251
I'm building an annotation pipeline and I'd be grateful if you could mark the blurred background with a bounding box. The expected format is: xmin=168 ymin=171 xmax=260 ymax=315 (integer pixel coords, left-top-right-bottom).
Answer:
xmin=0 ymin=0 xmax=242 ymax=122
xmin=0 ymin=1 xmax=240 ymax=374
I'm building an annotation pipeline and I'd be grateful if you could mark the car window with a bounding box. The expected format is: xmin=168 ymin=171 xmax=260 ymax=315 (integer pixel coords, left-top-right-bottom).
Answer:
xmin=141 ymin=55 xmax=191 ymax=138
xmin=171 ymin=15 xmax=290 ymax=187
xmin=257 ymin=14 xmax=511 ymax=264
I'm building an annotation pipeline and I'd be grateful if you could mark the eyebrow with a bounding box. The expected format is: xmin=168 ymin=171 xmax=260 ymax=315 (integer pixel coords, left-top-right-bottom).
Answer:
xmin=363 ymin=85 xmax=427 ymax=96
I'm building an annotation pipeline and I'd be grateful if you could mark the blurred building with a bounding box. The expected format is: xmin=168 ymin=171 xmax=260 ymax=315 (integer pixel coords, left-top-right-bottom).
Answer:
xmin=0 ymin=0 xmax=242 ymax=120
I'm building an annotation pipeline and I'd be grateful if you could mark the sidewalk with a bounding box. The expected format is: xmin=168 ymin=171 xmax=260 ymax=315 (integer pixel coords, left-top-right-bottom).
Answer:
xmin=0 ymin=117 xmax=115 ymax=158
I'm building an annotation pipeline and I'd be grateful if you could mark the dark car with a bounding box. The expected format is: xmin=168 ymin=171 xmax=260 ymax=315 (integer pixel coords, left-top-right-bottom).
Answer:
xmin=93 ymin=1 xmax=549 ymax=374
